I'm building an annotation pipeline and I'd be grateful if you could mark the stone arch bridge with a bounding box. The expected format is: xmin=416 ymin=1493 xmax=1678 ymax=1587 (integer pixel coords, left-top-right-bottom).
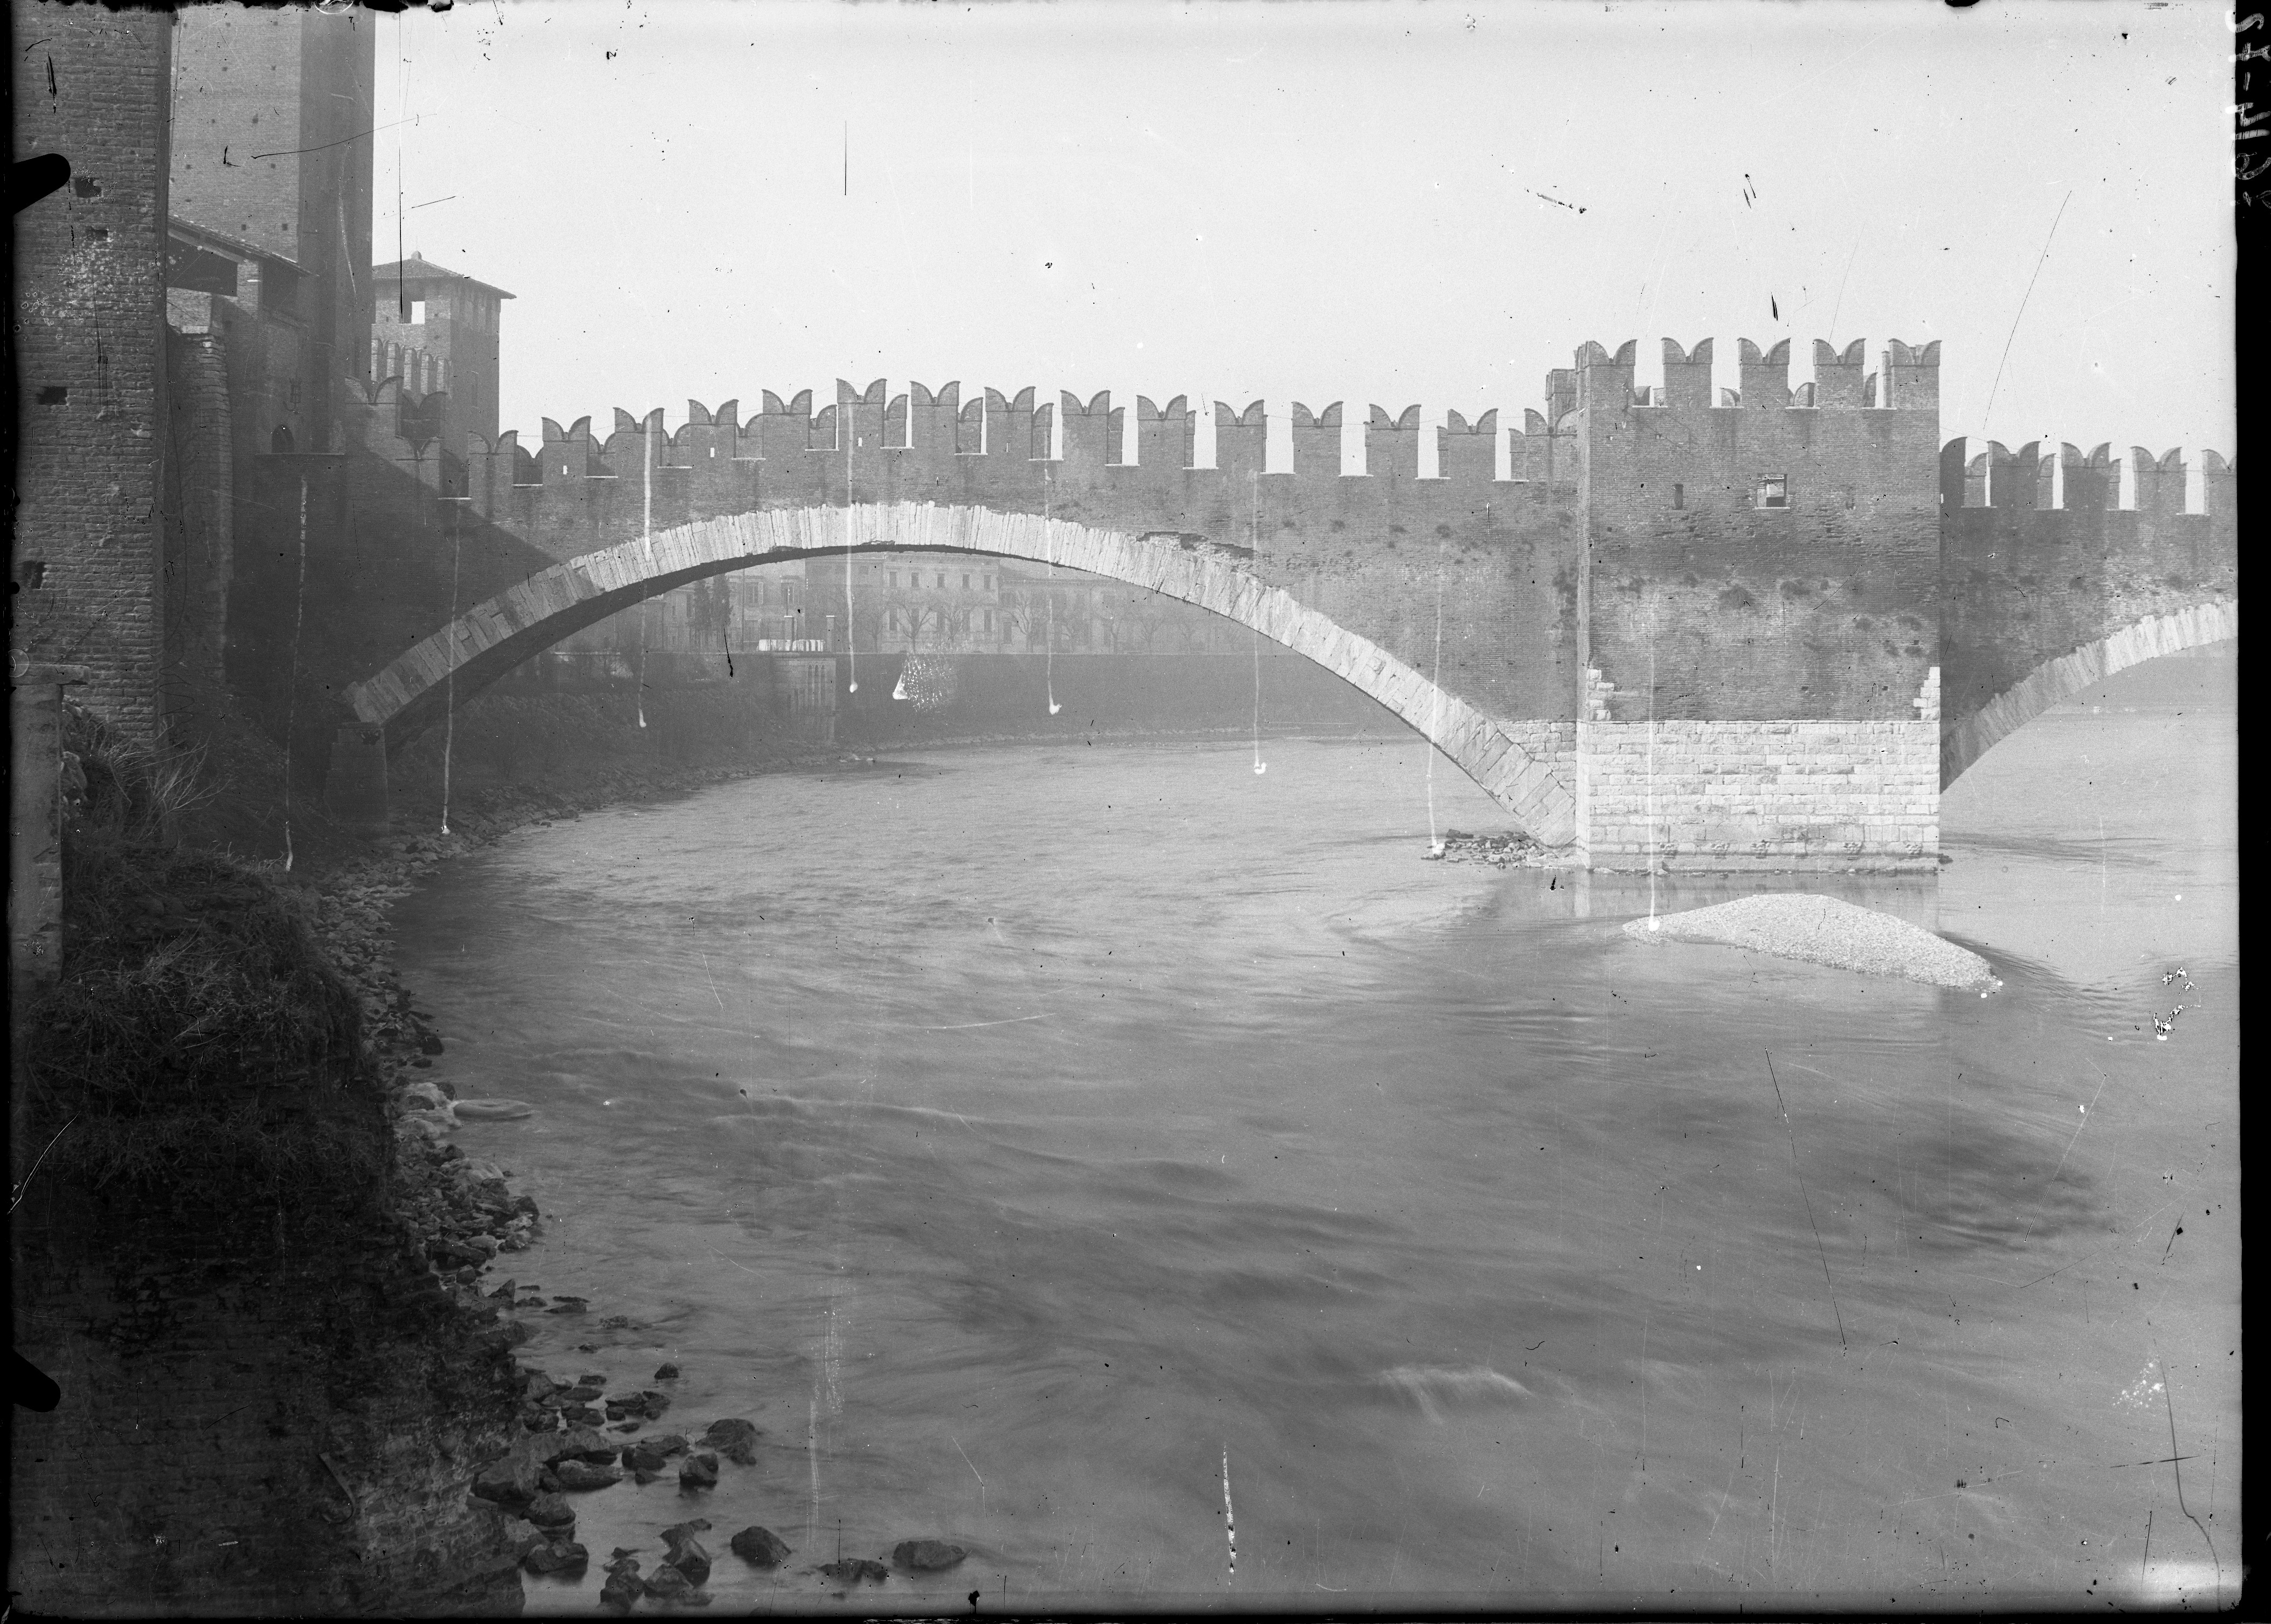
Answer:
xmin=335 ymin=503 xmax=1582 ymax=845
xmin=327 ymin=350 xmax=2237 ymax=869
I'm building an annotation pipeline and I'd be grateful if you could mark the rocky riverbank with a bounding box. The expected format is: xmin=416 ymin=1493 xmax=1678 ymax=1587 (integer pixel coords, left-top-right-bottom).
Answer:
xmin=1423 ymin=826 xmax=1569 ymax=867
xmin=287 ymin=752 xmax=1042 ymax=1606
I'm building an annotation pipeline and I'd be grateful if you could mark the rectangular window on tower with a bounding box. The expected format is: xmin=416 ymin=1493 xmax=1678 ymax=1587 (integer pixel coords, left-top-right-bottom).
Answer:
xmin=1757 ymin=475 xmax=1790 ymax=509
xmin=1672 ymin=483 xmax=1685 ymax=509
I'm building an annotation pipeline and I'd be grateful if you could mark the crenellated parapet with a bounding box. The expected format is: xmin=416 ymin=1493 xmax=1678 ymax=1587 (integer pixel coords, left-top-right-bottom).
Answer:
xmin=1938 ymin=436 xmax=2234 ymax=523
xmin=1934 ymin=430 xmax=2237 ymax=750
xmin=365 ymin=376 xmax=1588 ymax=568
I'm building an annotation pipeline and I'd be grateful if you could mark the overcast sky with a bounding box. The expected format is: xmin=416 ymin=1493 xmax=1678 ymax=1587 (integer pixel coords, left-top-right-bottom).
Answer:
xmin=375 ymin=0 xmax=2233 ymax=464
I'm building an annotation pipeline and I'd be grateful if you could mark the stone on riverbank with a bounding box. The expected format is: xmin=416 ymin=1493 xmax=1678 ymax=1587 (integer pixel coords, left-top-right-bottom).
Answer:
xmin=552 ymin=1458 xmax=623 ymax=1492
xmin=700 ymin=1418 xmax=759 ymax=1464
xmin=451 ymin=1097 xmax=535 ymax=1122
xmin=893 ymin=1538 xmax=967 ymax=1571
xmin=820 ymin=1557 xmax=889 ymax=1586
xmin=599 ymin=1557 xmax=643 ymax=1612
xmin=521 ymin=1538 xmax=588 ymax=1577
xmin=1622 ymin=893 xmax=1999 ymax=992
xmin=470 ymin=1453 xmax=541 ymax=1507
xmin=660 ymin=1521 xmax=713 ymax=1585
xmin=678 ymin=1452 xmax=719 ymax=1492
xmin=525 ymin=1492 xmax=577 ymax=1531
xmin=641 ymin=1562 xmax=707 ymax=1602
xmin=536 ymin=1425 xmax=620 ymax=1467
xmin=729 ymin=1526 xmax=791 ymax=1567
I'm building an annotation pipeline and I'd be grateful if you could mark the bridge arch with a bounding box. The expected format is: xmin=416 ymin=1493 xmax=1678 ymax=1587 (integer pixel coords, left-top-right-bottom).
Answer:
xmin=1941 ymin=599 xmax=2239 ymax=789
xmin=343 ymin=502 xmax=1578 ymax=844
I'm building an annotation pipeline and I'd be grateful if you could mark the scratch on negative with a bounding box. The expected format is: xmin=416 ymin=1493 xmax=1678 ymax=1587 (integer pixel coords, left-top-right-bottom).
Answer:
xmin=884 ymin=1014 xmax=1051 ymax=1031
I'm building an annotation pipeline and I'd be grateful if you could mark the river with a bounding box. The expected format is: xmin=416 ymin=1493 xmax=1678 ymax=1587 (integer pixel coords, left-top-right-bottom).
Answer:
xmin=394 ymin=650 xmax=2238 ymax=1613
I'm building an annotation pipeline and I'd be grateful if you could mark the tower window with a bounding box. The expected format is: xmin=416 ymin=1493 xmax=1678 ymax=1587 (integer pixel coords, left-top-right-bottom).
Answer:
xmin=1757 ymin=475 xmax=1790 ymax=509
xmin=1672 ymin=483 xmax=1684 ymax=509
xmin=410 ymin=299 xmax=427 ymax=324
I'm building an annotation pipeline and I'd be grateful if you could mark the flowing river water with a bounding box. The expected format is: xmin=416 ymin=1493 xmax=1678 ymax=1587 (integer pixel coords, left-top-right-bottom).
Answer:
xmin=394 ymin=652 xmax=2238 ymax=1613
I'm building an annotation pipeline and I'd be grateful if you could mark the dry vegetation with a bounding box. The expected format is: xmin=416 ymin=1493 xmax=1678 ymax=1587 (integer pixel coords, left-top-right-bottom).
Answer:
xmin=15 ymin=702 xmax=385 ymax=1202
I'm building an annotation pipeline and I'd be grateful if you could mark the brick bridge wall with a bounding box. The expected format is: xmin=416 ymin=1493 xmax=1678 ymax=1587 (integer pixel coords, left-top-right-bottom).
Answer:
xmin=357 ymin=376 xmax=1590 ymax=732
xmin=1938 ymin=436 xmax=2237 ymax=784
xmin=340 ymin=340 xmax=2234 ymax=868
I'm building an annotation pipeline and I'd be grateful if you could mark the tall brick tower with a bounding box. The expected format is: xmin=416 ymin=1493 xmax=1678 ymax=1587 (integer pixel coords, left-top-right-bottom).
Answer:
xmin=168 ymin=4 xmax=374 ymax=458
xmin=11 ymin=6 xmax=176 ymax=738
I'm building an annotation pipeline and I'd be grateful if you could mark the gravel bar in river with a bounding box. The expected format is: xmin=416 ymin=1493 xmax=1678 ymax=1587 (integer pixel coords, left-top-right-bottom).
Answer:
xmin=1623 ymin=891 xmax=2000 ymax=992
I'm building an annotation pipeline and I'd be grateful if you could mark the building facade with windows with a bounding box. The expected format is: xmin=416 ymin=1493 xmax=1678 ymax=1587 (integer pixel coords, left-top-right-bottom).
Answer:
xmin=798 ymin=554 xmax=1248 ymax=658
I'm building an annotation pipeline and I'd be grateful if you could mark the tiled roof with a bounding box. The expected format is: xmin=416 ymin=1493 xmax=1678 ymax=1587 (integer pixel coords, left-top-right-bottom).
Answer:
xmin=372 ymin=254 xmax=515 ymax=298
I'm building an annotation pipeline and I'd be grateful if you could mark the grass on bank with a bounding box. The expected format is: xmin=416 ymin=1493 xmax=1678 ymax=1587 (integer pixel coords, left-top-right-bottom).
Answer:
xmin=15 ymin=702 xmax=384 ymax=1204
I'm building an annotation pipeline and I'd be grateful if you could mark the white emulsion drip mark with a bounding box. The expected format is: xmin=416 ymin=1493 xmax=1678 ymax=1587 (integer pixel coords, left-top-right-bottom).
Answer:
xmin=1044 ymin=468 xmax=1061 ymax=714
xmin=1252 ymin=622 xmax=1267 ymax=775
xmin=440 ymin=487 xmax=463 ymax=837
xmin=1425 ymin=537 xmax=1447 ymax=852
xmin=634 ymin=420 xmax=654 ymax=728
xmin=845 ymin=418 xmax=859 ymax=694
xmin=1221 ymin=1446 xmax=1237 ymax=1580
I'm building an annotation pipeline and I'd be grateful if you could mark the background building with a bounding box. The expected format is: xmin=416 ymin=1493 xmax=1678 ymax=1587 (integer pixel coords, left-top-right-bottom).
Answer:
xmin=371 ymin=254 xmax=512 ymax=450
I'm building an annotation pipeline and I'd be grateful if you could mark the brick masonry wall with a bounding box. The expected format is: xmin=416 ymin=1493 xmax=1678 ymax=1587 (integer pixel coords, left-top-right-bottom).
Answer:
xmin=1937 ymin=438 xmax=2237 ymax=748
xmin=8 ymin=677 xmax=73 ymax=996
xmin=1576 ymin=340 xmax=1942 ymax=723
xmin=1576 ymin=672 xmax=1938 ymax=870
xmin=12 ymin=6 xmax=174 ymax=738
